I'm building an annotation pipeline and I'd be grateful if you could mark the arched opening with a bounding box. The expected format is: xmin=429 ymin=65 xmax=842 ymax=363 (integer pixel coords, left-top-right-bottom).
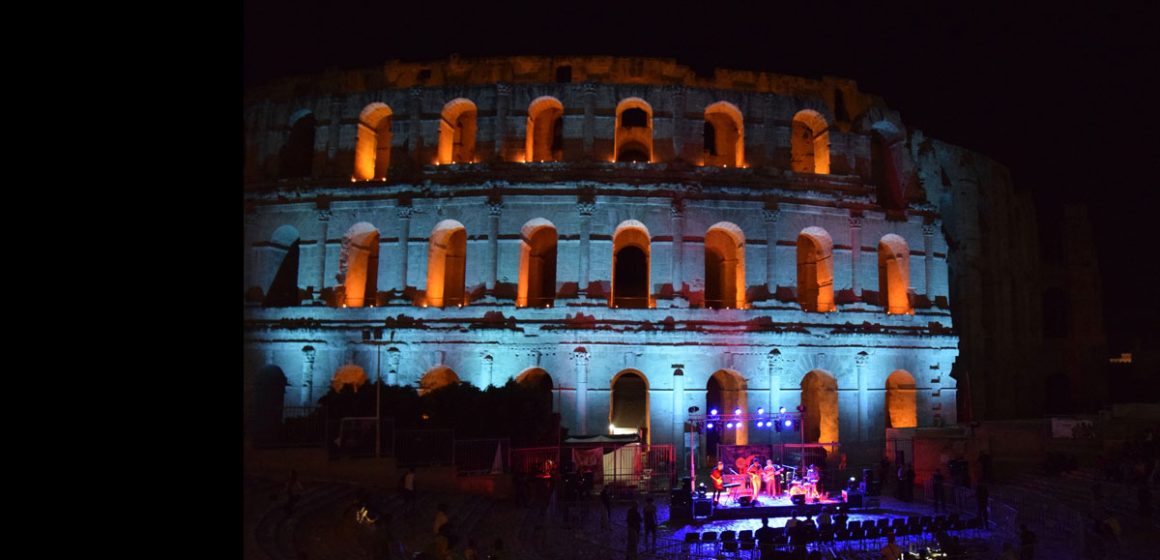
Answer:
xmin=704 ymin=222 xmax=746 ymax=309
xmin=263 ymin=225 xmax=301 ymax=307
xmin=426 ymin=220 xmax=467 ymax=307
xmin=340 ymin=222 xmax=380 ymax=308
xmin=610 ymin=370 xmax=649 ymax=443
xmin=796 ymin=227 xmax=836 ymax=312
xmin=878 ymin=234 xmax=913 ymax=314
xmin=517 ymin=367 xmax=555 ymax=412
xmin=612 ymin=220 xmax=651 ymax=308
xmin=331 ymin=364 xmax=368 ymax=393
xmin=703 ymin=102 xmax=744 ymax=167
xmin=280 ymin=111 xmax=315 ymax=178
xmin=800 ymin=370 xmax=839 ymax=443
xmin=518 ymin=219 xmax=558 ymax=307
xmin=438 ymin=99 xmax=478 ymax=164
xmin=253 ymin=365 xmax=288 ymax=441
xmin=791 ymin=110 xmax=830 ymax=174
xmin=354 ymin=103 xmax=393 ymax=180
xmin=870 ymin=122 xmax=906 ymax=209
xmin=420 ymin=366 xmax=461 ymax=396
xmin=706 ymin=370 xmax=748 ymax=448
xmin=526 ymin=97 xmax=564 ymax=162
xmin=885 ymin=370 xmax=917 ymax=429
xmin=615 ymin=98 xmax=653 ymax=163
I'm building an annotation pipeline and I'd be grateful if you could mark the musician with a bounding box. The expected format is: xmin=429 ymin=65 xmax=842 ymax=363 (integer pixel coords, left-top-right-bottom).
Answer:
xmin=762 ymin=459 xmax=783 ymax=497
xmin=710 ymin=461 xmax=725 ymax=505
xmin=747 ymin=459 xmax=763 ymax=500
xmin=805 ymin=464 xmax=821 ymax=501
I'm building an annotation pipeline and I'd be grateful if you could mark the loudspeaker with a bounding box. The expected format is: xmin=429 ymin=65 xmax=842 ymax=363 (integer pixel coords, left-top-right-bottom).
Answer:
xmin=867 ymin=479 xmax=883 ymax=497
xmin=791 ymin=494 xmax=806 ymax=505
xmin=862 ymin=468 xmax=874 ymax=484
xmin=671 ymin=487 xmax=692 ymax=509
xmin=693 ymin=498 xmax=713 ymax=519
xmin=845 ymin=492 xmax=863 ymax=508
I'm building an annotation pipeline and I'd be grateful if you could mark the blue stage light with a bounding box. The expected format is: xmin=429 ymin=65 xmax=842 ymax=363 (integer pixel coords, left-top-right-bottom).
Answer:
xmin=734 ymin=408 xmax=742 ymax=415
xmin=784 ymin=419 xmax=793 ymax=428
xmin=726 ymin=422 xmax=735 ymax=429
xmin=779 ymin=406 xmax=786 ymax=414
xmin=710 ymin=408 xmax=718 ymax=416
xmin=756 ymin=421 xmax=764 ymax=427
xmin=706 ymin=422 xmax=714 ymax=429
xmin=757 ymin=407 xmax=764 ymax=415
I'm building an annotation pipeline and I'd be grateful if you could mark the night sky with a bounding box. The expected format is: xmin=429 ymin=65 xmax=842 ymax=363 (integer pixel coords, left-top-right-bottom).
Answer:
xmin=244 ymin=2 xmax=1160 ymax=348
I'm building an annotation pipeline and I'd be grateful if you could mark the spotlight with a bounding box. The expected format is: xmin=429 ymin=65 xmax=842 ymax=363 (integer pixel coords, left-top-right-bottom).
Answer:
xmin=726 ymin=422 xmax=735 ymax=429
xmin=734 ymin=408 xmax=742 ymax=415
xmin=757 ymin=407 xmax=765 ymax=415
xmin=779 ymin=406 xmax=786 ymax=414
xmin=706 ymin=422 xmax=715 ymax=429
xmin=784 ymin=419 xmax=793 ymax=428
xmin=756 ymin=421 xmax=764 ymax=428
xmin=710 ymin=408 xmax=718 ymax=416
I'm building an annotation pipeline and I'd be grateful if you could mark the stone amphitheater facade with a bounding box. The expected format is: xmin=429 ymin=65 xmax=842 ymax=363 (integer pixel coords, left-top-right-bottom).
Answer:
xmin=243 ymin=56 xmax=1042 ymax=465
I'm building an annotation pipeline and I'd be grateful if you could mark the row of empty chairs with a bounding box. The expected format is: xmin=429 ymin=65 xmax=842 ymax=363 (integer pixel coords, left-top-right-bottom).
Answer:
xmin=679 ymin=514 xmax=983 ymax=557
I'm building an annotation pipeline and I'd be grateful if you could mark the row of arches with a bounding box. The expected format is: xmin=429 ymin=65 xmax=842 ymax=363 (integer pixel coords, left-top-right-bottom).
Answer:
xmin=284 ymin=98 xmax=834 ymax=181
xmin=258 ymin=220 xmax=915 ymax=313
xmin=259 ymin=220 xmax=912 ymax=312
xmin=257 ymin=364 xmax=918 ymax=444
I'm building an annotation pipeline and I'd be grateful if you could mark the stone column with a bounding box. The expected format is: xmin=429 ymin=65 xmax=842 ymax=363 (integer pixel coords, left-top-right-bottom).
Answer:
xmin=386 ymin=347 xmax=400 ymax=386
xmin=849 ymin=215 xmax=863 ymax=296
xmin=409 ymin=87 xmax=424 ymax=164
xmin=581 ymin=82 xmax=596 ymax=157
xmin=669 ymin=87 xmax=686 ymax=158
xmin=767 ymin=349 xmax=783 ymax=414
xmin=670 ymin=199 xmax=685 ymax=298
xmin=314 ymin=209 xmax=332 ymax=303
xmin=486 ymin=201 xmax=503 ymax=294
xmin=923 ymin=224 xmax=936 ymax=299
xmin=763 ymin=209 xmax=781 ymax=293
xmin=672 ymin=366 xmax=685 ymax=455
xmin=300 ymin=345 xmax=316 ymax=405
xmin=244 ymin=211 xmax=258 ymax=291
xmin=764 ymin=95 xmax=779 ymax=163
xmin=855 ymin=351 xmax=870 ymax=441
xmin=573 ymin=348 xmax=590 ymax=434
xmin=495 ymin=83 xmax=511 ymax=160
xmin=327 ymin=96 xmax=343 ymax=176
xmin=481 ymin=353 xmax=495 ymax=388
xmin=577 ymin=202 xmax=595 ymax=297
xmin=396 ymin=206 xmax=413 ymax=293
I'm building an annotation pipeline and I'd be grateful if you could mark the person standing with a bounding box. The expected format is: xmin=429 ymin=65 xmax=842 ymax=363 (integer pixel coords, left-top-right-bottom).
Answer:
xmin=976 ymin=482 xmax=990 ymax=528
xmin=879 ymin=534 xmax=903 ymax=560
xmin=402 ymin=467 xmax=416 ymax=512
xmin=643 ymin=496 xmax=657 ymax=548
xmin=748 ymin=458 xmax=763 ymax=501
xmin=625 ymin=501 xmax=641 ymax=560
xmin=710 ymin=461 xmax=725 ymax=505
xmin=600 ymin=484 xmax=612 ymax=530
xmin=932 ymin=469 xmax=946 ymax=512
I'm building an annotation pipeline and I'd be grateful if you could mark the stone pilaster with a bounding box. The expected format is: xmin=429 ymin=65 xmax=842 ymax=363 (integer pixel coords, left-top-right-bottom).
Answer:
xmin=481 ymin=352 xmax=495 ymax=388
xmin=409 ymin=87 xmax=424 ymax=163
xmin=767 ymin=349 xmax=784 ymax=414
xmin=672 ymin=366 xmax=685 ymax=460
xmin=486 ymin=201 xmax=504 ymax=293
xmin=495 ymin=83 xmax=512 ymax=160
xmin=572 ymin=348 xmax=590 ymax=434
xmin=670 ymin=199 xmax=685 ymax=298
xmin=763 ymin=209 xmax=781 ymax=293
xmin=396 ymin=206 xmax=414 ymax=293
xmin=300 ymin=345 xmax=316 ymax=405
xmin=386 ymin=347 xmax=400 ymax=386
xmin=923 ymin=223 xmax=937 ymax=299
xmin=581 ymin=82 xmax=597 ymax=156
xmin=849 ymin=215 xmax=864 ymax=296
xmin=855 ymin=351 xmax=870 ymax=441
xmin=577 ymin=201 xmax=595 ymax=297
xmin=314 ymin=209 xmax=332 ymax=303
xmin=669 ymin=86 xmax=687 ymax=157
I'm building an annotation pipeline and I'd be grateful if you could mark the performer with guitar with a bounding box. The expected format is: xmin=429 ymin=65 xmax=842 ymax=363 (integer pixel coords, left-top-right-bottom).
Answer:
xmin=710 ymin=461 xmax=725 ymax=505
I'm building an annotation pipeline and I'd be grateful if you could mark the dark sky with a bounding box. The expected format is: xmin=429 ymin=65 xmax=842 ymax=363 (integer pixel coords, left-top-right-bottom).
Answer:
xmin=244 ymin=2 xmax=1160 ymax=346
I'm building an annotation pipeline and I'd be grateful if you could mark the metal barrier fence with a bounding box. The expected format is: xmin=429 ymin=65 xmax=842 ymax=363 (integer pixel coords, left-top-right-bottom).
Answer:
xmin=510 ymin=443 xmax=675 ymax=496
xmin=454 ymin=438 xmax=510 ymax=476
xmin=252 ymin=405 xmax=326 ymax=448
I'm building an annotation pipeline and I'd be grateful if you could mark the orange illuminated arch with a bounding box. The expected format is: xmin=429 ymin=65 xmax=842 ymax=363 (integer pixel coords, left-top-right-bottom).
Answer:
xmin=610 ymin=369 xmax=650 ymax=443
xmin=354 ymin=103 xmax=393 ymax=180
xmin=615 ymin=98 xmax=653 ymax=162
xmin=800 ymin=369 xmax=839 ymax=443
xmin=426 ymin=220 xmax=468 ymax=307
xmin=438 ymin=98 xmax=478 ymax=164
xmin=704 ymin=222 xmax=746 ymax=309
xmin=517 ymin=219 xmax=558 ymax=307
xmin=707 ymin=370 xmax=749 ymax=445
xmin=331 ymin=364 xmax=368 ymax=392
xmin=340 ymin=222 xmax=380 ymax=307
xmin=796 ymin=227 xmax=835 ymax=312
xmin=420 ymin=366 xmax=460 ymax=395
xmin=878 ymin=234 xmax=913 ymax=314
xmin=885 ymin=370 xmax=917 ymax=429
xmin=791 ymin=109 xmax=830 ymax=174
xmin=612 ymin=220 xmax=651 ymax=308
xmin=703 ymin=101 xmax=745 ymax=167
xmin=526 ymin=96 xmax=564 ymax=162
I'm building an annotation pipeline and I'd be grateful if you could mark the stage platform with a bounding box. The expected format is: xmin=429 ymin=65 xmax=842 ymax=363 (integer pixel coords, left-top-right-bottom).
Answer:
xmin=700 ymin=495 xmax=854 ymax=521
